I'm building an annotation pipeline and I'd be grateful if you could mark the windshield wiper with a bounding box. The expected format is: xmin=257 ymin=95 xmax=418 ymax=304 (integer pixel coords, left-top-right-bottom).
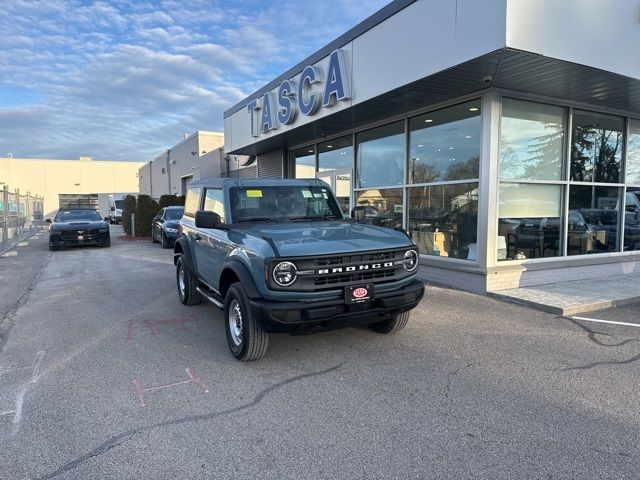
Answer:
xmin=235 ymin=217 xmax=280 ymax=223
xmin=289 ymin=215 xmax=339 ymax=221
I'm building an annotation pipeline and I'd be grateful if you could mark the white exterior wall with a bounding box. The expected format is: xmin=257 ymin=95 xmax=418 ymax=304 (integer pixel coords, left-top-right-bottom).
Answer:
xmin=225 ymin=0 xmax=508 ymax=153
xmin=506 ymin=0 xmax=640 ymax=80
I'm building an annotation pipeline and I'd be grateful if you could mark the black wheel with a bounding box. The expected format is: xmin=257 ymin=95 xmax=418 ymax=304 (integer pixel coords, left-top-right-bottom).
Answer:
xmin=109 ymin=218 xmax=113 ymax=225
xmin=176 ymin=255 xmax=202 ymax=306
xmin=152 ymin=229 xmax=159 ymax=243
xmin=161 ymin=232 xmax=170 ymax=249
xmin=49 ymin=245 xmax=57 ymax=251
xmin=102 ymin=240 xmax=111 ymax=248
xmin=369 ymin=311 xmax=411 ymax=334
xmin=225 ymin=282 xmax=269 ymax=361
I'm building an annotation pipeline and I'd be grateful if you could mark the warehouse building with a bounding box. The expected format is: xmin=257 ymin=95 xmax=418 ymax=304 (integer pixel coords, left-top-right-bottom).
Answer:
xmin=0 ymin=156 xmax=144 ymax=219
xmin=222 ymin=0 xmax=640 ymax=293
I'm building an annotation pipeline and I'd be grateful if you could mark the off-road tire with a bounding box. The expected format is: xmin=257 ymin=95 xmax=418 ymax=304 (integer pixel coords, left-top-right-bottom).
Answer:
xmin=176 ymin=255 xmax=202 ymax=306
xmin=369 ymin=311 xmax=411 ymax=334
xmin=161 ymin=232 xmax=170 ymax=249
xmin=224 ymin=282 xmax=269 ymax=361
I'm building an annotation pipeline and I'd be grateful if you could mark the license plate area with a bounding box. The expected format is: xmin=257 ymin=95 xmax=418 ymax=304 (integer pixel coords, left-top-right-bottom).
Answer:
xmin=345 ymin=284 xmax=374 ymax=305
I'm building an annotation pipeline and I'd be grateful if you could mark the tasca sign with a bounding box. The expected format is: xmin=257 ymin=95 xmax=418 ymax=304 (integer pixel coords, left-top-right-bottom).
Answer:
xmin=247 ymin=49 xmax=350 ymax=137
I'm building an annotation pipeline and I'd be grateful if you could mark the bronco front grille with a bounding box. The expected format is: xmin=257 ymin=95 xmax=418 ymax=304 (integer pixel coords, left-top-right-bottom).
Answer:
xmin=267 ymin=248 xmax=415 ymax=291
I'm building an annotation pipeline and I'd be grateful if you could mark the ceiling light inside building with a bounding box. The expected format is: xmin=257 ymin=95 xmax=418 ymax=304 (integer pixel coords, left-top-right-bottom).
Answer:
xmin=425 ymin=119 xmax=433 ymax=123
xmin=326 ymin=145 xmax=333 ymax=148
xmin=469 ymin=107 xmax=479 ymax=112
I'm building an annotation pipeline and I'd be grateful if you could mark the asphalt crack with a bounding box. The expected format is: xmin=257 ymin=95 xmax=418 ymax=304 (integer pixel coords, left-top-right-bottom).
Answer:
xmin=443 ymin=362 xmax=475 ymax=417
xmin=0 ymin=252 xmax=51 ymax=355
xmin=562 ymin=353 xmax=640 ymax=372
xmin=564 ymin=317 xmax=639 ymax=348
xmin=36 ymin=362 xmax=345 ymax=480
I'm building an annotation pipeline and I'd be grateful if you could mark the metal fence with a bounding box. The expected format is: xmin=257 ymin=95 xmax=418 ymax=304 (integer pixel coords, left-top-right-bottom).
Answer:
xmin=1 ymin=185 xmax=45 ymax=252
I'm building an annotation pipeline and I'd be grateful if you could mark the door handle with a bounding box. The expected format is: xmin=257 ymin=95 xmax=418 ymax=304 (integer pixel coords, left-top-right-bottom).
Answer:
xmin=194 ymin=233 xmax=201 ymax=241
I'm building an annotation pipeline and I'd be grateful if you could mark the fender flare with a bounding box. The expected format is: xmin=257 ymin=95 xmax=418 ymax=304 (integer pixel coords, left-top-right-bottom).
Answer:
xmin=173 ymin=237 xmax=195 ymax=272
xmin=220 ymin=259 xmax=261 ymax=299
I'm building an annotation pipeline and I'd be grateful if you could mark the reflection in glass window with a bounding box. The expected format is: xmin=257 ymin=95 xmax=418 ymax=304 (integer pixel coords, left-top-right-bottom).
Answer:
xmin=567 ymin=185 xmax=621 ymax=255
xmin=355 ymin=188 xmax=403 ymax=229
xmin=500 ymin=99 xmax=565 ymax=180
xmin=627 ymin=119 xmax=640 ymax=184
xmin=497 ymin=184 xmax=563 ymax=260
xmin=292 ymin=147 xmax=315 ymax=178
xmin=409 ymin=101 xmax=481 ymax=184
xmin=203 ymin=189 xmax=225 ymax=222
xmin=570 ymin=112 xmax=623 ymax=183
xmin=407 ymin=183 xmax=478 ymax=260
xmin=318 ymin=136 xmax=352 ymax=172
xmin=356 ymin=122 xmax=404 ymax=188
xmin=625 ymin=187 xmax=640 ymax=251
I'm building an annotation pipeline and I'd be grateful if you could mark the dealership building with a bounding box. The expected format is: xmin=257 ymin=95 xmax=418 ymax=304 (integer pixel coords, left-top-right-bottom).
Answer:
xmin=223 ymin=0 xmax=640 ymax=293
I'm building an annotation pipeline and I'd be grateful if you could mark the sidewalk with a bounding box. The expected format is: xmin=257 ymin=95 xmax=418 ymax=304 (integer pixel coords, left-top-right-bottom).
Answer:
xmin=489 ymin=271 xmax=640 ymax=316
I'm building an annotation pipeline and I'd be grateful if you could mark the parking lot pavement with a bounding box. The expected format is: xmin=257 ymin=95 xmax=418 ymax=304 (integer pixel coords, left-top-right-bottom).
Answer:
xmin=0 ymin=231 xmax=639 ymax=479
xmin=568 ymin=301 xmax=640 ymax=327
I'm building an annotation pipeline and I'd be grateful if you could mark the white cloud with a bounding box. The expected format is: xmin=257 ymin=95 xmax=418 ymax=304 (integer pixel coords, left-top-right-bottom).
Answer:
xmin=0 ymin=0 xmax=391 ymax=160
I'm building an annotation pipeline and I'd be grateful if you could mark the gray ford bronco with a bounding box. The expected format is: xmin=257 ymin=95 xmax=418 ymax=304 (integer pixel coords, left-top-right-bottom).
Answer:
xmin=174 ymin=178 xmax=424 ymax=361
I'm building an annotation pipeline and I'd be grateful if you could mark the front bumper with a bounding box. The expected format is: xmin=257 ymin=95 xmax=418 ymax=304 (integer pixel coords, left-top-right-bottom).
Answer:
xmin=49 ymin=231 xmax=110 ymax=247
xmin=163 ymin=230 xmax=179 ymax=245
xmin=250 ymin=279 xmax=425 ymax=334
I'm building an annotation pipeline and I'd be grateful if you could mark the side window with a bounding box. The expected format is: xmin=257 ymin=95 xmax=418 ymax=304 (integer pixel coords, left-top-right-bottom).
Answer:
xmin=203 ymin=189 xmax=225 ymax=222
xmin=184 ymin=187 xmax=202 ymax=217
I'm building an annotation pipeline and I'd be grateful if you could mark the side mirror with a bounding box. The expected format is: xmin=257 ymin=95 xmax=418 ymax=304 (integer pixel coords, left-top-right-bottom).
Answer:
xmin=195 ymin=210 xmax=221 ymax=229
xmin=45 ymin=218 xmax=52 ymax=223
xmin=351 ymin=206 xmax=366 ymax=221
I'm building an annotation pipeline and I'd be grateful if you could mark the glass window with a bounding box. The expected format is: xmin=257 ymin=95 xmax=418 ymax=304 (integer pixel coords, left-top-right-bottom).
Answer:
xmin=497 ymin=184 xmax=563 ymax=260
xmin=184 ymin=187 xmax=202 ymax=217
xmin=407 ymin=183 xmax=478 ymax=260
xmin=567 ymin=185 xmax=621 ymax=255
xmin=355 ymin=188 xmax=403 ymax=229
xmin=499 ymin=99 xmax=565 ymax=180
xmin=292 ymin=147 xmax=315 ymax=178
xmin=203 ymin=189 xmax=225 ymax=222
xmin=356 ymin=121 xmax=404 ymax=188
xmin=318 ymin=136 xmax=352 ymax=172
xmin=624 ymin=187 xmax=640 ymax=251
xmin=627 ymin=119 xmax=640 ymax=184
xmin=570 ymin=111 xmax=623 ymax=183
xmin=409 ymin=100 xmax=481 ymax=184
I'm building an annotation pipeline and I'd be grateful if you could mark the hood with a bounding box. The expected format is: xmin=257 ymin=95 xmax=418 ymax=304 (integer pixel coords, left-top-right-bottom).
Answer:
xmin=163 ymin=220 xmax=180 ymax=229
xmin=235 ymin=220 xmax=413 ymax=257
xmin=51 ymin=220 xmax=108 ymax=230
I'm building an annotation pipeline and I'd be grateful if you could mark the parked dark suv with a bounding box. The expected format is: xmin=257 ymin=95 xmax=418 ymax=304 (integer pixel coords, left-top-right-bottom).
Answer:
xmin=173 ymin=178 xmax=424 ymax=361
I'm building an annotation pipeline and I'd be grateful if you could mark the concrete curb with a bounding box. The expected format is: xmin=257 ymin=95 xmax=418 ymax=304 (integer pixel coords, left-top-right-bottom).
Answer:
xmin=488 ymin=292 xmax=640 ymax=316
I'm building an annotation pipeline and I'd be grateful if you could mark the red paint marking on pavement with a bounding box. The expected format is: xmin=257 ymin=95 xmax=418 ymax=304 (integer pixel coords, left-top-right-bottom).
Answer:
xmin=126 ymin=316 xmax=203 ymax=340
xmin=126 ymin=319 xmax=135 ymax=341
xmin=132 ymin=367 xmax=209 ymax=407
xmin=142 ymin=320 xmax=158 ymax=336
xmin=132 ymin=379 xmax=146 ymax=407
xmin=186 ymin=367 xmax=209 ymax=393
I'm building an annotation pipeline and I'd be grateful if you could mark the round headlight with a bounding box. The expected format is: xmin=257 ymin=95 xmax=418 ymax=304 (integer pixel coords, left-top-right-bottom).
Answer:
xmin=272 ymin=261 xmax=297 ymax=286
xmin=403 ymin=249 xmax=419 ymax=271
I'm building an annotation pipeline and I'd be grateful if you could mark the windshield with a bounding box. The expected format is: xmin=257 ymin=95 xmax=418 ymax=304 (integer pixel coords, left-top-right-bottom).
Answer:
xmin=229 ymin=185 xmax=343 ymax=222
xmin=114 ymin=200 xmax=123 ymax=209
xmin=164 ymin=208 xmax=184 ymax=221
xmin=55 ymin=210 xmax=101 ymax=222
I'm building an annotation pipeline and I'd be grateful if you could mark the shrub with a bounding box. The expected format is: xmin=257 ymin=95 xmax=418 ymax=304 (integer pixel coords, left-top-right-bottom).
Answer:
xmin=122 ymin=195 xmax=137 ymax=235
xmin=135 ymin=195 xmax=160 ymax=237
xmin=158 ymin=194 xmax=185 ymax=208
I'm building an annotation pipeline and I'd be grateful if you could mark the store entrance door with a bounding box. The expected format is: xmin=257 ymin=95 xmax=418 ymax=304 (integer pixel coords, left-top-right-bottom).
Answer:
xmin=316 ymin=169 xmax=352 ymax=215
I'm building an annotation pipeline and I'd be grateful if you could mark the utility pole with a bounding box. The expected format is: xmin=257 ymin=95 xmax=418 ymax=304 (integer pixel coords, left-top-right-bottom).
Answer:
xmin=2 ymin=185 xmax=8 ymax=246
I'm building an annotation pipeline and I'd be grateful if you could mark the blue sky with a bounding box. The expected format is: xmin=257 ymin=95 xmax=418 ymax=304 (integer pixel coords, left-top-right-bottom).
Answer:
xmin=0 ymin=0 xmax=389 ymax=161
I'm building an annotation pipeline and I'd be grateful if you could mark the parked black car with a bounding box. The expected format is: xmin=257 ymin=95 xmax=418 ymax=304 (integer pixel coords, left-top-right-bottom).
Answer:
xmin=152 ymin=206 xmax=184 ymax=249
xmin=48 ymin=209 xmax=110 ymax=251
